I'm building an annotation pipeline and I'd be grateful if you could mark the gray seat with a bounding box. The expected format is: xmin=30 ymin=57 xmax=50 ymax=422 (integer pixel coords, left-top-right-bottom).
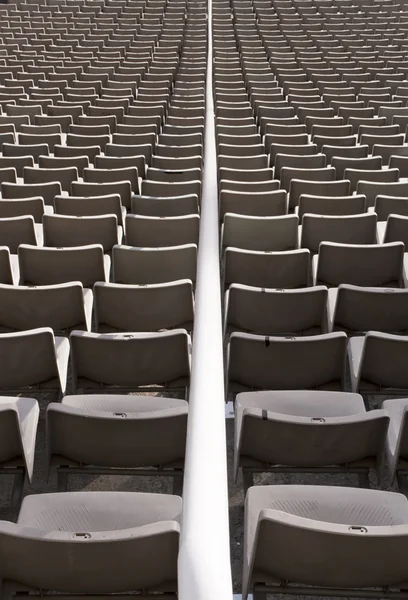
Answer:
xmin=219 ymin=189 xmax=287 ymax=219
xmin=2 ymin=181 xmax=62 ymax=207
xmin=0 ymin=283 xmax=92 ymax=333
xmin=0 ymin=327 xmax=69 ymax=394
xmin=131 ymin=194 xmax=200 ymax=217
xmin=298 ymin=194 xmax=367 ymax=219
xmin=0 ymin=216 xmax=40 ymax=253
xmin=54 ymin=194 xmax=125 ymax=228
xmin=349 ymin=331 xmax=408 ymax=395
xmin=289 ymin=178 xmax=350 ymax=210
xmin=0 ymin=395 xmax=39 ymax=507
xmin=94 ymin=280 xmax=194 ymax=332
xmin=225 ymin=284 xmax=328 ymax=336
xmin=224 ymin=248 xmax=310 ymax=289
xmin=47 ymin=394 xmax=188 ymax=494
xmin=235 ymin=390 xmax=388 ymax=491
xmin=71 ymin=181 xmax=132 ymax=210
xmin=0 ymin=491 xmax=181 ymax=596
xmin=227 ymin=332 xmax=347 ymax=394
xmin=382 ymin=398 xmax=408 ymax=487
xmin=314 ymin=242 xmax=405 ymax=287
xmin=43 ymin=214 xmax=122 ymax=252
xmin=18 ymin=245 xmax=110 ymax=287
xmin=374 ymin=196 xmax=408 ymax=221
xmin=70 ymin=329 xmax=191 ymax=394
xmin=222 ymin=214 xmax=298 ymax=252
xmin=345 ymin=167 xmax=400 ymax=193
xmin=328 ymin=285 xmax=408 ymax=335
xmin=125 ymin=215 xmax=200 ymax=247
xmin=113 ymin=244 xmax=197 ymax=284
xmin=300 ymin=213 xmax=377 ymax=253
xmin=243 ymin=484 xmax=408 ymax=600
xmin=357 ymin=181 xmax=408 ymax=208
xmin=379 ymin=214 xmax=408 ymax=246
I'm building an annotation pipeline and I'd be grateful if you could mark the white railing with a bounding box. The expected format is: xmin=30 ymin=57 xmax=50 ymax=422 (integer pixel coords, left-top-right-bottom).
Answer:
xmin=177 ymin=0 xmax=233 ymax=597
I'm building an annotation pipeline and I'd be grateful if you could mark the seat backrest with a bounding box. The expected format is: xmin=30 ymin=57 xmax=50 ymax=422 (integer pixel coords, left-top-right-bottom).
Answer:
xmin=222 ymin=214 xmax=298 ymax=251
xmin=228 ymin=331 xmax=347 ymax=389
xmin=94 ymin=280 xmax=194 ymax=332
xmin=301 ymin=213 xmax=377 ymax=253
xmin=289 ymin=178 xmax=350 ymax=209
xmin=316 ymin=242 xmax=404 ymax=287
xmin=220 ymin=189 xmax=287 ymax=219
xmin=225 ymin=284 xmax=328 ymax=335
xmin=70 ymin=329 xmax=191 ymax=390
xmin=333 ymin=285 xmax=408 ymax=334
xmin=113 ymin=244 xmax=197 ymax=284
xmin=2 ymin=181 xmax=61 ymax=206
xmin=345 ymin=167 xmax=400 ymax=193
xmin=43 ymin=214 xmax=119 ymax=252
xmin=125 ymin=215 xmax=200 ymax=248
xmin=0 ymin=282 xmax=88 ymax=332
xmin=298 ymin=194 xmax=366 ymax=219
xmin=357 ymin=181 xmax=408 ymax=208
xmin=375 ymin=196 xmax=408 ymax=221
xmin=18 ymin=244 xmax=107 ymax=287
xmin=224 ymin=248 xmax=310 ymax=289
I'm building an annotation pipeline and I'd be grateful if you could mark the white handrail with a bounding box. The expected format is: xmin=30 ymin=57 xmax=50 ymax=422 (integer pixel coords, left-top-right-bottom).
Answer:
xmin=178 ymin=0 xmax=233 ymax=597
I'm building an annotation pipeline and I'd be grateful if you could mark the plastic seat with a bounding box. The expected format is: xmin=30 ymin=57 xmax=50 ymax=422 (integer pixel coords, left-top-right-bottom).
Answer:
xmin=225 ymin=284 xmax=328 ymax=336
xmin=314 ymin=242 xmax=405 ymax=287
xmin=0 ymin=327 xmax=69 ymax=394
xmin=94 ymin=280 xmax=194 ymax=333
xmin=43 ymin=215 xmax=122 ymax=252
xmin=349 ymin=331 xmax=408 ymax=395
xmin=54 ymin=144 xmax=101 ymax=165
xmin=382 ymin=398 xmax=408 ymax=486
xmin=289 ymin=178 xmax=350 ymax=210
xmin=125 ymin=215 xmax=199 ymax=247
xmin=70 ymin=329 xmax=191 ymax=393
xmin=18 ymin=245 xmax=110 ymax=287
xmin=0 ymin=395 xmax=39 ymax=507
xmin=298 ymin=194 xmax=367 ymax=219
xmin=0 ymin=282 xmax=92 ymax=333
xmin=300 ymin=213 xmax=377 ymax=253
xmin=243 ymin=485 xmax=408 ymax=600
xmin=235 ymin=390 xmax=388 ymax=490
xmin=0 ymin=216 xmax=41 ymax=252
xmin=357 ymin=181 xmax=408 ymax=208
xmin=38 ymin=155 xmax=90 ymax=177
xmin=71 ymin=181 xmax=132 ymax=210
xmin=113 ymin=244 xmax=197 ymax=284
xmin=47 ymin=395 xmax=187 ymax=494
xmin=23 ymin=166 xmax=78 ymax=193
xmin=0 ymin=491 xmax=181 ymax=596
xmin=2 ymin=182 xmax=62 ymax=207
xmin=227 ymin=331 xmax=347 ymax=393
xmin=328 ymin=284 xmax=408 ymax=335
xmin=224 ymin=248 xmax=310 ymax=289
xmin=219 ymin=189 xmax=287 ymax=219
xmin=331 ymin=155 xmax=382 ymax=179
xmin=274 ymin=153 xmax=326 ymax=179
xmin=54 ymin=194 xmax=125 ymax=228
xmin=345 ymin=167 xmax=400 ymax=192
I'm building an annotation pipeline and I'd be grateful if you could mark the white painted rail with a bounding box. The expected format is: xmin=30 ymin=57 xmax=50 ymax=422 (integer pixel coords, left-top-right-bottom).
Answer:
xmin=177 ymin=0 xmax=233 ymax=597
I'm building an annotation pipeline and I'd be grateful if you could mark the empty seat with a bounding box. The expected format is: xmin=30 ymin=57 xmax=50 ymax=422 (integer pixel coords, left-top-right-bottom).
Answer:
xmin=0 ymin=282 xmax=92 ymax=333
xmin=300 ymin=213 xmax=377 ymax=253
xmin=349 ymin=331 xmax=408 ymax=395
xmin=314 ymin=242 xmax=405 ymax=287
xmin=47 ymin=394 xmax=187 ymax=494
xmin=222 ymin=214 xmax=298 ymax=251
xmin=329 ymin=285 xmax=408 ymax=335
xmin=235 ymin=390 xmax=388 ymax=490
xmin=0 ymin=327 xmax=69 ymax=394
xmin=43 ymin=215 xmax=121 ymax=252
xmin=0 ymin=395 xmax=39 ymax=506
xmin=382 ymin=398 xmax=408 ymax=486
xmin=0 ymin=491 xmax=181 ymax=595
xmin=94 ymin=280 xmax=194 ymax=333
xmin=24 ymin=166 xmax=78 ymax=193
xmin=227 ymin=331 xmax=347 ymax=393
xmin=18 ymin=245 xmax=110 ymax=287
xmin=298 ymin=194 xmax=367 ymax=219
xmin=113 ymin=244 xmax=197 ymax=285
xmin=70 ymin=329 xmax=191 ymax=393
xmin=125 ymin=215 xmax=200 ymax=247
xmin=224 ymin=248 xmax=310 ymax=289
xmin=243 ymin=485 xmax=408 ymax=600
xmin=0 ymin=216 xmax=40 ymax=253
xmin=225 ymin=284 xmax=328 ymax=335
